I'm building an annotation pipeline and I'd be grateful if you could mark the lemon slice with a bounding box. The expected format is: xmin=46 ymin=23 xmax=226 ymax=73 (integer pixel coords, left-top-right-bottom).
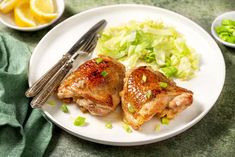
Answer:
xmin=0 ymin=0 xmax=19 ymax=13
xmin=30 ymin=0 xmax=57 ymax=23
xmin=14 ymin=2 xmax=36 ymax=27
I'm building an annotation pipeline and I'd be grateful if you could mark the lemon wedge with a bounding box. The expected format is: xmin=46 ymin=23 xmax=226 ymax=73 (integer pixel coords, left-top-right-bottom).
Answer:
xmin=30 ymin=0 xmax=57 ymax=23
xmin=0 ymin=0 xmax=19 ymax=13
xmin=14 ymin=2 xmax=36 ymax=27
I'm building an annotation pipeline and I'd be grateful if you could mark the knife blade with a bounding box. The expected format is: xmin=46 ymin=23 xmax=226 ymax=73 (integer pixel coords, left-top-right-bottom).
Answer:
xmin=67 ymin=19 xmax=106 ymax=55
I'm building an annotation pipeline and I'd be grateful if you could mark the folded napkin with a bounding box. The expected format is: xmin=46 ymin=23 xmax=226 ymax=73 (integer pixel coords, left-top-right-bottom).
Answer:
xmin=0 ymin=33 xmax=53 ymax=157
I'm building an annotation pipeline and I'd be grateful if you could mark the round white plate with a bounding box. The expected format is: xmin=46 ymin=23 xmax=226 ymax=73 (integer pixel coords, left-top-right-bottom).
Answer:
xmin=29 ymin=4 xmax=225 ymax=146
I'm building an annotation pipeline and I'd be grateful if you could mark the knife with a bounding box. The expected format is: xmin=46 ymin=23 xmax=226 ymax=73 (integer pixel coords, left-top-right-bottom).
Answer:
xmin=25 ymin=19 xmax=107 ymax=98
xmin=29 ymin=20 xmax=107 ymax=108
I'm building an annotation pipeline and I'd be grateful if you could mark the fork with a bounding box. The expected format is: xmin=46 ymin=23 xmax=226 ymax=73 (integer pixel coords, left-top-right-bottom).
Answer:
xmin=25 ymin=19 xmax=106 ymax=98
xmin=30 ymin=34 xmax=98 ymax=108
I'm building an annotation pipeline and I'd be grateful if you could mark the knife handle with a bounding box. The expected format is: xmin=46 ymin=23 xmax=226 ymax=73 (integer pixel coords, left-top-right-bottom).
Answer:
xmin=25 ymin=54 xmax=71 ymax=97
xmin=30 ymin=61 xmax=73 ymax=108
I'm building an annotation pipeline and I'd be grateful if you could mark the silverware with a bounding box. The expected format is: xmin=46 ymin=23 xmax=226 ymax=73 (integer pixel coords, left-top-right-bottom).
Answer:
xmin=25 ymin=19 xmax=107 ymax=98
xmin=30 ymin=35 xmax=99 ymax=108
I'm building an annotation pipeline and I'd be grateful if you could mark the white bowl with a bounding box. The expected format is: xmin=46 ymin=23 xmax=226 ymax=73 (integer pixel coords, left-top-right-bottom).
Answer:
xmin=211 ymin=11 xmax=235 ymax=48
xmin=0 ymin=0 xmax=65 ymax=31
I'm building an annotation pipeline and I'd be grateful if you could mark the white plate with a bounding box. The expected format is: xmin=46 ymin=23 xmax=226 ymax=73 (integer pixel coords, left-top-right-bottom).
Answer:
xmin=29 ymin=4 xmax=225 ymax=146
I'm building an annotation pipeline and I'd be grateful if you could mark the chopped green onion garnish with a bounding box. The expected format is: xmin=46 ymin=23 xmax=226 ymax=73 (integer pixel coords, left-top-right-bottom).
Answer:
xmin=159 ymin=82 xmax=168 ymax=88
xmin=96 ymin=58 xmax=103 ymax=64
xmin=61 ymin=104 xmax=69 ymax=113
xmin=74 ymin=116 xmax=86 ymax=126
xmin=145 ymin=90 xmax=152 ymax=99
xmin=161 ymin=117 xmax=169 ymax=125
xmin=142 ymin=74 xmax=147 ymax=83
xmin=122 ymin=123 xmax=132 ymax=133
xmin=47 ymin=100 xmax=56 ymax=106
xmin=215 ymin=19 xmax=235 ymax=44
xmin=101 ymin=71 xmax=108 ymax=77
xmin=127 ymin=103 xmax=136 ymax=113
xmin=105 ymin=122 xmax=113 ymax=129
xmin=222 ymin=19 xmax=235 ymax=26
xmin=155 ymin=124 xmax=161 ymax=131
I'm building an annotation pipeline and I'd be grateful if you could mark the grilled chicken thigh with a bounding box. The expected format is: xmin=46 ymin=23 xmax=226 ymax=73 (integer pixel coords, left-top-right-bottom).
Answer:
xmin=57 ymin=56 xmax=125 ymax=116
xmin=120 ymin=66 xmax=193 ymax=130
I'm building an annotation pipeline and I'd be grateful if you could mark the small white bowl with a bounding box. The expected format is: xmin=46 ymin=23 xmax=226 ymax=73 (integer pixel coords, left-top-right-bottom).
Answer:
xmin=211 ymin=11 xmax=235 ymax=48
xmin=0 ymin=0 xmax=65 ymax=31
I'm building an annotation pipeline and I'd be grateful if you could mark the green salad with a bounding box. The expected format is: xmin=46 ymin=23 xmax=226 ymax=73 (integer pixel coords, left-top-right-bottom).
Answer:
xmin=97 ymin=20 xmax=199 ymax=80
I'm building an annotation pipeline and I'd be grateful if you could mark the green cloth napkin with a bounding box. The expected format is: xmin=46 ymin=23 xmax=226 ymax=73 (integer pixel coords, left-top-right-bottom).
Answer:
xmin=0 ymin=33 xmax=53 ymax=157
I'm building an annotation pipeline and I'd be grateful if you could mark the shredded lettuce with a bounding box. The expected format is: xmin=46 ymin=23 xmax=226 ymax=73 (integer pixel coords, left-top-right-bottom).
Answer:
xmin=97 ymin=20 xmax=199 ymax=80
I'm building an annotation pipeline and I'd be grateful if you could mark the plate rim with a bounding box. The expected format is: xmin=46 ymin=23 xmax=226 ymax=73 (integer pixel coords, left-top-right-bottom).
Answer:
xmin=29 ymin=4 xmax=226 ymax=146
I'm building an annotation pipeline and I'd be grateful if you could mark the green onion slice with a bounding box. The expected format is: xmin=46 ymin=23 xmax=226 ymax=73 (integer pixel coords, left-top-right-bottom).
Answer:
xmin=61 ymin=104 xmax=69 ymax=113
xmin=122 ymin=123 xmax=132 ymax=133
xmin=159 ymin=82 xmax=168 ymax=88
xmin=74 ymin=116 xmax=86 ymax=126
xmin=161 ymin=117 xmax=169 ymax=125
xmin=47 ymin=100 xmax=56 ymax=106
xmin=101 ymin=71 xmax=108 ymax=77
xmin=105 ymin=122 xmax=113 ymax=129
xmin=96 ymin=58 xmax=103 ymax=64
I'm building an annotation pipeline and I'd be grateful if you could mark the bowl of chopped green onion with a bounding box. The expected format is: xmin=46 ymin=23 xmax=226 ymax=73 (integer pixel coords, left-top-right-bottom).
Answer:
xmin=211 ymin=11 xmax=235 ymax=48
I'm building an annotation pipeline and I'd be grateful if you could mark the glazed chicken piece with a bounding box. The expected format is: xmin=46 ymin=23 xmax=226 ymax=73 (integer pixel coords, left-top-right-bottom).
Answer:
xmin=120 ymin=66 xmax=193 ymax=130
xmin=57 ymin=56 xmax=125 ymax=116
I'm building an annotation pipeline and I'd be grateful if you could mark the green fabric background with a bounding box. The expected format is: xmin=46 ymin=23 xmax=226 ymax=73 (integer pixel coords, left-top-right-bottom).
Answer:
xmin=0 ymin=0 xmax=235 ymax=157
xmin=0 ymin=33 xmax=53 ymax=157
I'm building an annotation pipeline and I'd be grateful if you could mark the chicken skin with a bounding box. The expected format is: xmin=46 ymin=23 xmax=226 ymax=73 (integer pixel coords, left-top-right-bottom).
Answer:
xmin=57 ymin=56 xmax=125 ymax=116
xmin=120 ymin=66 xmax=193 ymax=130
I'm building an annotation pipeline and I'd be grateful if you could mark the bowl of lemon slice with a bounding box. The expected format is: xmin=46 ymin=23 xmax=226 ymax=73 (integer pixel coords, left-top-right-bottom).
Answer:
xmin=0 ymin=0 xmax=64 ymax=31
